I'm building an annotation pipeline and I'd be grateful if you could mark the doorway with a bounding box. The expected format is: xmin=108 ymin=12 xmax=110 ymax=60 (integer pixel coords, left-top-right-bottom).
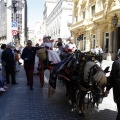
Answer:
xmin=117 ymin=27 xmax=120 ymax=50
xmin=104 ymin=32 xmax=109 ymax=52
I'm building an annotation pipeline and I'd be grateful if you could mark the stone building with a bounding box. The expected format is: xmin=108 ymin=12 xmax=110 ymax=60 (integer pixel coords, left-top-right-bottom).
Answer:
xmin=0 ymin=0 xmax=27 ymax=46
xmin=70 ymin=0 xmax=120 ymax=56
xmin=43 ymin=0 xmax=73 ymax=41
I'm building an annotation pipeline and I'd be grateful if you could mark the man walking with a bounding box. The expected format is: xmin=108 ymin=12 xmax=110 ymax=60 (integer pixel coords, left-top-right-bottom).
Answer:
xmin=105 ymin=58 xmax=120 ymax=120
xmin=21 ymin=40 xmax=39 ymax=90
xmin=1 ymin=43 xmax=18 ymax=84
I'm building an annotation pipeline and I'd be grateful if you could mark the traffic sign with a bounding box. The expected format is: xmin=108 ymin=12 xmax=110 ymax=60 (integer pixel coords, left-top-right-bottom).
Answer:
xmin=11 ymin=27 xmax=18 ymax=30
xmin=12 ymin=21 xmax=18 ymax=27
xmin=12 ymin=30 xmax=18 ymax=36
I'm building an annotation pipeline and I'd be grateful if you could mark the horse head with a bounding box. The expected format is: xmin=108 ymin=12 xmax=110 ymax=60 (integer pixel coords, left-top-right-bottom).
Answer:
xmin=83 ymin=61 xmax=108 ymax=107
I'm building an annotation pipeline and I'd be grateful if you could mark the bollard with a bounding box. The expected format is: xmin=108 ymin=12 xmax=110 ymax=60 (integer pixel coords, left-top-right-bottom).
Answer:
xmin=106 ymin=53 xmax=112 ymax=61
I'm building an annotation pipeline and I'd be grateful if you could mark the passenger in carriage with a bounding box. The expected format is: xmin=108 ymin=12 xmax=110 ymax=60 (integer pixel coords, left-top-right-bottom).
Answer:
xmin=40 ymin=36 xmax=61 ymax=64
xmin=65 ymin=37 xmax=77 ymax=53
xmin=60 ymin=37 xmax=77 ymax=60
xmin=42 ymin=36 xmax=53 ymax=50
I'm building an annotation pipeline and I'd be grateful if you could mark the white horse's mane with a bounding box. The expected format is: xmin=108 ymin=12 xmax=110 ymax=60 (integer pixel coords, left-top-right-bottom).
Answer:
xmin=84 ymin=61 xmax=107 ymax=86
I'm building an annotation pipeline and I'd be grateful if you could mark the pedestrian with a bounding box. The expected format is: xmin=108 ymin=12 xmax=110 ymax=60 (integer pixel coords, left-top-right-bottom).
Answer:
xmin=94 ymin=46 xmax=99 ymax=55
xmin=56 ymin=38 xmax=63 ymax=55
xmin=105 ymin=58 xmax=120 ymax=120
xmin=1 ymin=44 xmax=6 ymax=80
xmin=1 ymin=43 xmax=18 ymax=85
xmin=0 ymin=44 xmax=8 ymax=91
xmin=98 ymin=46 xmax=103 ymax=54
xmin=14 ymin=49 xmax=20 ymax=72
xmin=103 ymin=46 xmax=108 ymax=53
xmin=21 ymin=40 xmax=40 ymax=90
xmin=90 ymin=47 xmax=95 ymax=53
xmin=117 ymin=49 xmax=120 ymax=58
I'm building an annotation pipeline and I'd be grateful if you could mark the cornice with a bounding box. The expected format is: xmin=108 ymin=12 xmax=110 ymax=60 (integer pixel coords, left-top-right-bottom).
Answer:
xmin=73 ymin=0 xmax=78 ymax=4
xmin=80 ymin=0 xmax=87 ymax=6
xmin=88 ymin=0 xmax=96 ymax=6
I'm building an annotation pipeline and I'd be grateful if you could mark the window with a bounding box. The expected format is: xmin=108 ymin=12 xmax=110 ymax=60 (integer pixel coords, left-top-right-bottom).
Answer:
xmin=83 ymin=11 xmax=85 ymax=19
xmin=106 ymin=33 xmax=109 ymax=37
xmin=91 ymin=5 xmax=95 ymax=17
xmin=76 ymin=15 xmax=78 ymax=22
xmin=92 ymin=34 xmax=95 ymax=48
xmin=83 ymin=35 xmax=86 ymax=51
xmin=104 ymin=32 xmax=109 ymax=52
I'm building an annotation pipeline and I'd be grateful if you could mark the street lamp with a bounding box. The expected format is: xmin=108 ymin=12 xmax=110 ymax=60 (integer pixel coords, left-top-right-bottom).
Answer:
xmin=112 ymin=14 xmax=118 ymax=59
xmin=112 ymin=14 xmax=118 ymax=26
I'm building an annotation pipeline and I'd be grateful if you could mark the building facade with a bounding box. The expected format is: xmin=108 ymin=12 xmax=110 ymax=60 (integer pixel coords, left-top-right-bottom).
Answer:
xmin=43 ymin=0 xmax=73 ymax=41
xmin=0 ymin=0 xmax=27 ymax=46
xmin=70 ymin=0 xmax=120 ymax=54
xmin=43 ymin=0 xmax=56 ymax=36
xmin=34 ymin=22 xmax=44 ymax=45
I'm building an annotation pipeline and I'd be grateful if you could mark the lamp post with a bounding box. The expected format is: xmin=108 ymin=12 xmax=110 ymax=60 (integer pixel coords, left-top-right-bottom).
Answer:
xmin=4 ymin=0 xmax=25 ymax=44
xmin=112 ymin=14 xmax=118 ymax=58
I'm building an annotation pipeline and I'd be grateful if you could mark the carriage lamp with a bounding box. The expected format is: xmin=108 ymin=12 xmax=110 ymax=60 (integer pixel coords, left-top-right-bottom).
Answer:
xmin=112 ymin=14 xmax=118 ymax=27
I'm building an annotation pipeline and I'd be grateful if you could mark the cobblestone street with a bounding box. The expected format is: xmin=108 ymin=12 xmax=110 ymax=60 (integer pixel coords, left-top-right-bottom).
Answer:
xmin=0 ymin=62 xmax=118 ymax=120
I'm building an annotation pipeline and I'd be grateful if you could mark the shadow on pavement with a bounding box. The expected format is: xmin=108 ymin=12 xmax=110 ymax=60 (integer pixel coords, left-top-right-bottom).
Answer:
xmin=85 ymin=108 xmax=117 ymax=120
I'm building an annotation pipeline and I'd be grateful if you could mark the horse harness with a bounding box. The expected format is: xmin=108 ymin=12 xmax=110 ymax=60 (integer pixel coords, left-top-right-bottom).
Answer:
xmin=87 ymin=64 xmax=103 ymax=83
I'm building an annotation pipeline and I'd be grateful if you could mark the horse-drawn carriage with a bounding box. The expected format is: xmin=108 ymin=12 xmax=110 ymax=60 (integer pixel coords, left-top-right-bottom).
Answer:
xmin=37 ymin=48 xmax=110 ymax=117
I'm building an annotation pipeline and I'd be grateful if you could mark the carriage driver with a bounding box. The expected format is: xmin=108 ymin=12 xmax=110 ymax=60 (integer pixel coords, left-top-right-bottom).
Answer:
xmin=65 ymin=37 xmax=77 ymax=53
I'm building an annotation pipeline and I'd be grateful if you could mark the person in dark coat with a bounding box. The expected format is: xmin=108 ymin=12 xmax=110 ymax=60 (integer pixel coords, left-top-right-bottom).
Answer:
xmin=21 ymin=40 xmax=40 ymax=90
xmin=1 ymin=43 xmax=18 ymax=84
xmin=105 ymin=58 xmax=120 ymax=120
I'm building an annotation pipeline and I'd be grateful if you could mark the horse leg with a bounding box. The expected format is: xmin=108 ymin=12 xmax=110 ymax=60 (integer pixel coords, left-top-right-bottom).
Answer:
xmin=77 ymin=92 xmax=85 ymax=117
xmin=71 ymin=84 xmax=77 ymax=112
xmin=65 ymin=81 xmax=72 ymax=105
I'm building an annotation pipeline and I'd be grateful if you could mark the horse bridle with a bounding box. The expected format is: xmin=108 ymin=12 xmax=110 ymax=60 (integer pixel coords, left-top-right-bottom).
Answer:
xmin=87 ymin=64 xmax=104 ymax=84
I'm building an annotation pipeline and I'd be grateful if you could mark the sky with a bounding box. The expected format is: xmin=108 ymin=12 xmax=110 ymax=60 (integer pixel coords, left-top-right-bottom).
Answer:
xmin=27 ymin=0 xmax=45 ymax=29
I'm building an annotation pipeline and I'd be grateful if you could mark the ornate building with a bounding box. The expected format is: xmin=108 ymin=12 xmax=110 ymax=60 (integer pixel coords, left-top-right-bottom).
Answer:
xmin=70 ymin=0 xmax=120 ymax=55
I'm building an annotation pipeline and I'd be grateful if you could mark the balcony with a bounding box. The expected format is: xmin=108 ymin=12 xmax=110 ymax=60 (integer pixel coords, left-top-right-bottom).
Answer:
xmin=73 ymin=0 xmax=78 ymax=3
xmin=70 ymin=20 xmax=84 ymax=31
xmin=92 ymin=10 xmax=104 ymax=22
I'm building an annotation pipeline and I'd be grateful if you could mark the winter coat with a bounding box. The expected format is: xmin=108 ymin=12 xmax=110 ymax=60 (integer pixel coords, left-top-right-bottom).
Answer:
xmin=106 ymin=58 xmax=120 ymax=102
